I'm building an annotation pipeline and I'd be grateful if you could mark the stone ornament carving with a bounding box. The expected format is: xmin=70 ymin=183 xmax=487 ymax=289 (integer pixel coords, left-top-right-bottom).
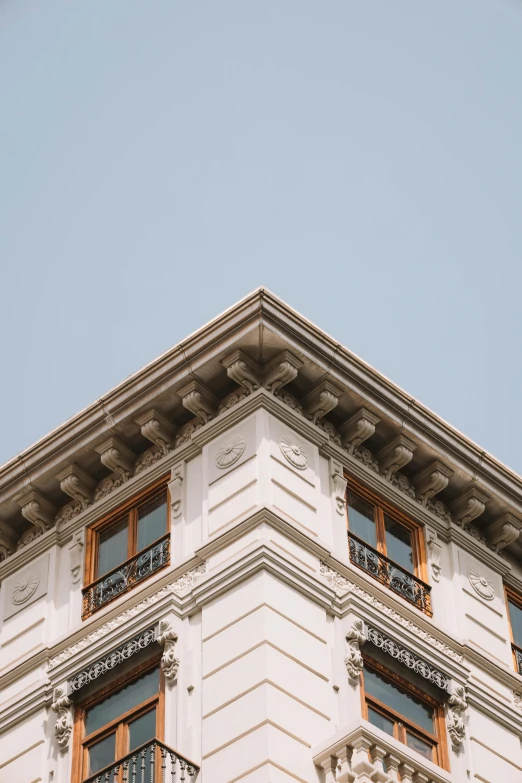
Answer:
xmin=16 ymin=526 xmax=44 ymax=551
xmin=157 ymin=619 xmax=180 ymax=686
xmin=339 ymin=408 xmax=380 ymax=454
xmin=279 ymin=437 xmax=308 ymax=470
xmin=352 ymin=446 xmax=380 ymax=474
xmin=178 ymin=380 xmax=217 ymax=424
xmin=390 ymin=472 xmax=416 ymax=499
xmin=69 ymin=627 xmax=157 ymax=693
xmin=51 ymin=685 xmax=73 ymax=753
xmin=216 ymin=436 xmax=247 ymax=469
xmin=174 ymin=419 xmax=204 ymax=448
xmin=319 ymin=564 xmax=463 ymax=663
xmin=56 ymin=464 xmax=95 ymax=511
xmin=451 ymin=486 xmax=489 ymax=529
xmin=69 ymin=532 xmax=84 ymax=584
xmin=330 ymin=460 xmax=348 ymax=515
xmin=487 ymin=513 xmax=522 ymax=554
xmin=94 ymin=473 xmax=125 ymax=503
xmin=169 ymin=462 xmax=185 ymax=519
xmin=263 ymin=351 xmax=303 ymax=394
xmin=414 ymin=461 xmax=453 ymax=506
xmin=345 ymin=618 xmax=367 ymax=685
xmin=12 ymin=571 xmax=40 ymax=604
xmin=49 ymin=563 xmax=206 ymax=669
xmin=367 ymin=626 xmax=451 ymax=691
xmin=222 ymin=350 xmax=261 ymax=393
xmin=217 ymin=390 xmax=249 ymax=415
xmin=378 ymin=435 xmax=416 ymax=480
xmin=467 ymin=568 xmax=495 ymax=601
xmin=426 ymin=528 xmax=442 ymax=583
xmin=136 ymin=409 xmax=177 ymax=454
xmin=447 ymin=684 xmax=468 ymax=751
xmin=17 ymin=490 xmax=55 ymax=534
xmin=95 ymin=437 xmax=136 ymax=481
xmin=303 ymin=380 xmax=342 ymax=424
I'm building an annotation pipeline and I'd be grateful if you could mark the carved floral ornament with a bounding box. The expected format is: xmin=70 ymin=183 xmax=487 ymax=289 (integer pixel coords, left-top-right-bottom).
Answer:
xmin=11 ymin=571 xmax=40 ymax=604
xmin=279 ymin=437 xmax=308 ymax=470
xmin=467 ymin=568 xmax=495 ymax=601
xmin=215 ymin=435 xmax=246 ymax=469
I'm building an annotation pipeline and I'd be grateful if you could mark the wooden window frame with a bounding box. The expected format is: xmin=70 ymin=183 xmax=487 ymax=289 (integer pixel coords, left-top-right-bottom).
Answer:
xmin=72 ymin=655 xmax=165 ymax=783
xmin=505 ymin=585 xmax=522 ymax=673
xmin=345 ymin=476 xmax=428 ymax=582
xmin=361 ymin=654 xmax=449 ymax=771
xmin=84 ymin=475 xmax=170 ymax=587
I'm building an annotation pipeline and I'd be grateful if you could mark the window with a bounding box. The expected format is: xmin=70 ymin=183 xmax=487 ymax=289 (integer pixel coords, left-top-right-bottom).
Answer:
xmin=83 ymin=479 xmax=170 ymax=619
xmin=73 ymin=661 xmax=164 ymax=782
xmin=346 ymin=480 xmax=431 ymax=615
xmin=506 ymin=587 xmax=522 ymax=675
xmin=361 ymin=657 xmax=448 ymax=769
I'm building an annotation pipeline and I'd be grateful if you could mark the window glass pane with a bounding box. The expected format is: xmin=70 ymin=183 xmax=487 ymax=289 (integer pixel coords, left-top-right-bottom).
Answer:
xmin=367 ymin=706 xmax=395 ymax=736
xmin=97 ymin=517 xmax=129 ymax=577
xmin=86 ymin=668 xmax=159 ymax=736
xmin=384 ymin=515 xmax=414 ymax=573
xmin=87 ymin=732 xmax=116 ymax=775
xmin=406 ymin=731 xmax=433 ymax=760
xmin=509 ymin=600 xmax=522 ymax=648
xmin=137 ymin=492 xmax=167 ymax=552
xmin=128 ymin=708 xmax=157 ymax=751
xmin=364 ymin=666 xmax=434 ymax=734
xmin=347 ymin=493 xmax=377 ymax=547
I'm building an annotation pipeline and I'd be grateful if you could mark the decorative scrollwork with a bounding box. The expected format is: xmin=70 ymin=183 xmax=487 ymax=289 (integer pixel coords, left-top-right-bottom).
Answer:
xmin=367 ymin=626 xmax=451 ymax=691
xmin=348 ymin=532 xmax=432 ymax=616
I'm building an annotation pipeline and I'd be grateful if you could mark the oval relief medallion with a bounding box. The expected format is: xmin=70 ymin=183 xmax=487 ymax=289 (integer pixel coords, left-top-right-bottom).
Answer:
xmin=467 ymin=568 xmax=495 ymax=601
xmin=12 ymin=571 xmax=40 ymax=605
xmin=216 ymin=436 xmax=247 ymax=469
xmin=279 ymin=437 xmax=308 ymax=470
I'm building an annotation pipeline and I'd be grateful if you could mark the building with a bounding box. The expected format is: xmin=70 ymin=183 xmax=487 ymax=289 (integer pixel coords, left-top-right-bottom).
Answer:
xmin=0 ymin=288 xmax=521 ymax=783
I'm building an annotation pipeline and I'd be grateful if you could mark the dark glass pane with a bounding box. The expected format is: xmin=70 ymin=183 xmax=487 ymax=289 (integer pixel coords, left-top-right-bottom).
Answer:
xmin=98 ymin=517 xmax=129 ymax=577
xmin=129 ymin=708 xmax=156 ymax=750
xmin=137 ymin=492 xmax=167 ymax=552
xmin=86 ymin=668 xmax=159 ymax=736
xmin=347 ymin=493 xmax=377 ymax=547
xmin=367 ymin=706 xmax=395 ymax=736
xmin=364 ymin=666 xmax=434 ymax=734
xmin=88 ymin=732 xmax=116 ymax=775
xmin=406 ymin=731 xmax=434 ymax=760
xmin=384 ymin=515 xmax=414 ymax=573
xmin=509 ymin=600 xmax=522 ymax=648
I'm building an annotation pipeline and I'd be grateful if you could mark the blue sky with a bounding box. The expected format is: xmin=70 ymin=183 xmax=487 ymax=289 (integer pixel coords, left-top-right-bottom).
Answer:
xmin=1 ymin=1 xmax=521 ymax=473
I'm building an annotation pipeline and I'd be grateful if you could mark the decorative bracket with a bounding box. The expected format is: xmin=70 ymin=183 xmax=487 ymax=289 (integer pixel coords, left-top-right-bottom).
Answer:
xmin=447 ymin=683 xmax=468 ymax=752
xmin=95 ymin=437 xmax=136 ymax=480
xmin=222 ymin=350 xmax=261 ymax=393
xmin=426 ymin=527 xmax=442 ymax=582
xmin=339 ymin=408 xmax=380 ymax=454
xmin=450 ymin=485 xmax=489 ymax=529
xmin=17 ymin=490 xmax=55 ymax=533
xmin=330 ymin=459 xmax=348 ymax=516
xmin=263 ymin=350 xmax=303 ymax=393
xmin=345 ymin=618 xmax=367 ymax=686
xmin=157 ymin=619 xmax=180 ymax=686
xmin=69 ymin=531 xmax=84 ymax=584
xmin=377 ymin=435 xmax=416 ymax=480
xmin=168 ymin=462 xmax=185 ymax=519
xmin=414 ymin=461 xmax=453 ymax=506
xmin=487 ymin=513 xmax=522 ymax=554
xmin=56 ymin=464 xmax=95 ymax=511
xmin=303 ymin=380 xmax=343 ymax=424
xmin=178 ymin=380 xmax=218 ymax=424
xmin=135 ymin=410 xmax=177 ymax=454
xmin=51 ymin=684 xmax=73 ymax=753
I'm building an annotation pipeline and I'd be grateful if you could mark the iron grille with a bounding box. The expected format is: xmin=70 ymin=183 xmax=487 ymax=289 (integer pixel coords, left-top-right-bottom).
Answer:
xmin=83 ymin=738 xmax=198 ymax=783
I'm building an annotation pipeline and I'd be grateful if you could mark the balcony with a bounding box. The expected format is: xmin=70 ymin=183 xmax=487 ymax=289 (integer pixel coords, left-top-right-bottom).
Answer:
xmin=313 ymin=720 xmax=453 ymax=783
xmin=513 ymin=642 xmax=522 ymax=676
xmin=348 ymin=531 xmax=432 ymax=617
xmin=83 ymin=738 xmax=199 ymax=783
xmin=82 ymin=534 xmax=170 ymax=619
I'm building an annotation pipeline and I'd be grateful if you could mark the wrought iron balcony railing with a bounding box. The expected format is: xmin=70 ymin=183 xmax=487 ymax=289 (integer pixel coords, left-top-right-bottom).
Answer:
xmin=83 ymin=738 xmax=199 ymax=783
xmin=348 ymin=531 xmax=432 ymax=617
xmin=82 ymin=534 xmax=170 ymax=619
xmin=513 ymin=642 xmax=522 ymax=676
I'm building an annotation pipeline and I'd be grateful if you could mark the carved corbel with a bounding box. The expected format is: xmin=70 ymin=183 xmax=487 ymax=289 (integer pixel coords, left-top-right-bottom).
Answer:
xmin=178 ymin=380 xmax=217 ymax=424
xmin=69 ymin=531 xmax=84 ymax=584
xmin=345 ymin=618 xmax=367 ymax=686
xmin=450 ymin=485 xmax=489 ymax=529
xmin=157 ymin=619 xmax=180 ymax=686
xmin=135 ymin=409 xmax=177 ymax=455
xmin=414 ymin=461 xmax=453 ymax=506
xmin=263 ymin=350 xmax=303 ymax=393
xmin=51 ymin=684 xmax=73 ymax=753
xmin=447 ymin=683 xmax=468 ymax=752
xmin=95 ymin=437 xmax=136 ymax=480
xmin=222 ymin=350 xmax=261 ymax=393
xmin=55 ymin=464 xmax=95 ymax=511
xmin=339 ymin=408 xmax=380 ymax=454
xmin=487 ymin=513 xmax=522 ymax=554
xmin=0 ymin=521 xmax=15 ymax=562
xmin=168 ymin=462 xmax=185 ymax=519
xmin=17 ymin=490 xmax=55 ymax=533
xmin=303 ymin=380 xmax=343 ymax=424
xmin=377 ymin=435 xmax=416 ymax=480
xmin=426 ymin=527 xmax=442 ymax=582
xmin=331 ymin=460 xmax=348 ymax=516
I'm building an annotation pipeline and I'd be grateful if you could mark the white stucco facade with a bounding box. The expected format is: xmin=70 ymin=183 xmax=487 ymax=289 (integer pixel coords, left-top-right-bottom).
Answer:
xmin=0 ymin=290 xmax=521 ymax=783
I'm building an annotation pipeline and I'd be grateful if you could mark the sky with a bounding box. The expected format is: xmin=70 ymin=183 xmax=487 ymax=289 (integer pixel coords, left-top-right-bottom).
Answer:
xmin=0 ymin=1 xmax=521 ymax=474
